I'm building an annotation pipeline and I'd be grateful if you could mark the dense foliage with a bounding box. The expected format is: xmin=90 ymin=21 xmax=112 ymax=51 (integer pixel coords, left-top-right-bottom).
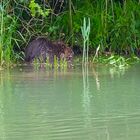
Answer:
xmin=0 ymin=0 xmax=140 ymax=66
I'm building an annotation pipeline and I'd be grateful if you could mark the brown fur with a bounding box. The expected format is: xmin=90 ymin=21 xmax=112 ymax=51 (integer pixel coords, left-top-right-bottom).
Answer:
xmin=25 ymin=37 xmax=74 ymax=64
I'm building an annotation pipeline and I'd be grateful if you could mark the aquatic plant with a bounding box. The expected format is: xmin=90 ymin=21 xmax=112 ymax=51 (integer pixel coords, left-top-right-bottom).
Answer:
xmin=59 ymin=57 xmax=67 ymax=69
xmin=81 ymin=17 xmax=90 ymax=64
xmin=106 ymin=55 xmax=129 ymax=68
xmin=32 ymin=55 xmax=68 ymax=70
xmin=94 ymin=54 xmax=140 ymax=69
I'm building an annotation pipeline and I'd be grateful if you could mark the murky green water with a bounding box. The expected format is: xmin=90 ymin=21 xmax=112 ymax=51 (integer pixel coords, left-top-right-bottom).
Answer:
xmin=0 ymin=64 xmax=140 ymax=140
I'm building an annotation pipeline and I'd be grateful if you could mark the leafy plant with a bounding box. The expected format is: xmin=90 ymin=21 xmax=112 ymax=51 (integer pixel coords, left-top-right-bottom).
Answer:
xmin=29 ymin=0 xmax=50 ymax=17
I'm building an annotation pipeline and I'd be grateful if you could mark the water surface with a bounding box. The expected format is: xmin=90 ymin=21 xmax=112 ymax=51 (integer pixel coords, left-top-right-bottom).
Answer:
xmin=0 ymin=64 xmax=140 ymax=140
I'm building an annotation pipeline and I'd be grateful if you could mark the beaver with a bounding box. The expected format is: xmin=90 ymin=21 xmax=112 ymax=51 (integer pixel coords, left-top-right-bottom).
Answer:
xmin=25 ymin=37 xmax=74 ymax=65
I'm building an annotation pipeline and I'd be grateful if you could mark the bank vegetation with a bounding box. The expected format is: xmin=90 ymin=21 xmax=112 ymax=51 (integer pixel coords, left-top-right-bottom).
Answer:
xmin=0 ymin=0 xmax=140 ymax=67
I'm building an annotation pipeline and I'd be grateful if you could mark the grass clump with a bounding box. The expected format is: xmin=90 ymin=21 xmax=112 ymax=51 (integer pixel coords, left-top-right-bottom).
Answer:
xmin=93 ymin=54 xmax=140 ymax=69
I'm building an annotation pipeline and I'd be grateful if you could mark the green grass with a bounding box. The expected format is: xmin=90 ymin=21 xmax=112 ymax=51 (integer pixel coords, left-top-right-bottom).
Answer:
xmin=32 ymin=55 xmax=68 ymax=70
xmin=0 ymin=0 xmax=21 ymax=67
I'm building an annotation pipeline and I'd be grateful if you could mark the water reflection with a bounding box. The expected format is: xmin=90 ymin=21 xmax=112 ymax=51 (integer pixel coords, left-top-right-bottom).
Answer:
xmin=82 ymin=65 xmax=90 ymax=119
xmin=92 ymin=66 xmax=100 ymax=91
xmin=0 ymin=72 xmax=10 ymax=140
xmin=0 ymin=64 xmax=140 ymax=140
xmin=109 ymin=67 xmax=127 ymax=79
xmin=0 ymin=99 xmax=5 ymax=140
xmin=82 ymin=64 xmax=113 ymax=140
xmin=82 ymin=64 xmax=93 ymax=140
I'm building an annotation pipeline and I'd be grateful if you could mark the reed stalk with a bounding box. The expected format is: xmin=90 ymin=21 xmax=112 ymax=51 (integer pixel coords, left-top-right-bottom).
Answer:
xmin=0 ymin=0 xmax=19 ymax=67
xmin=0 ymin=1 xmax=4 ymax=66
xmin=81 ymin=17 xmax=90 ymax=64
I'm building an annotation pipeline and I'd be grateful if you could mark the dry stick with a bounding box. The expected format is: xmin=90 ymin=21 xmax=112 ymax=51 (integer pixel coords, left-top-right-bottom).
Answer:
xmin=93 ymin=44 xmax=100 ymax=62
xmin=53 ymin=0 xmax=59 ymax=13
xmin=59 ymin=0 xmax=64 ymax=13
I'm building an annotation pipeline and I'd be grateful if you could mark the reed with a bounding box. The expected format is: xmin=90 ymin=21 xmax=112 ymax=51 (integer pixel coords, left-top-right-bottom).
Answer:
xmin=0 ymin=0 xmax=19 ymax=67
xmin=81 ymin=17 xmax=90 ymax=64
xmin=32 ymin=55 xmax=68 ymax=70
xmin=0 ymin=1 xmax=4 ymax=67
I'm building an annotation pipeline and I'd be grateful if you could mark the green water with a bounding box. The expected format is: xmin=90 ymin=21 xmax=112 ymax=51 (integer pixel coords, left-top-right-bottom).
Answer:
xmin=0 ymin=64 xmax=140 ymax=140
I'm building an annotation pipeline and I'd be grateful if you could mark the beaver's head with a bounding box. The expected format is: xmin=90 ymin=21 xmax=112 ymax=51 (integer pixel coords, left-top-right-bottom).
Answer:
xmin=53 ymin=41 xmax=74 ymax=66
xmin=60 ymin=47 xmax=74 ymax=66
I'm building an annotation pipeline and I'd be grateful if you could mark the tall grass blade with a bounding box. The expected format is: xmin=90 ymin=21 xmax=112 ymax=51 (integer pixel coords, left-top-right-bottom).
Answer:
xmin=81 ymin=17 xmax=90 ymax=64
